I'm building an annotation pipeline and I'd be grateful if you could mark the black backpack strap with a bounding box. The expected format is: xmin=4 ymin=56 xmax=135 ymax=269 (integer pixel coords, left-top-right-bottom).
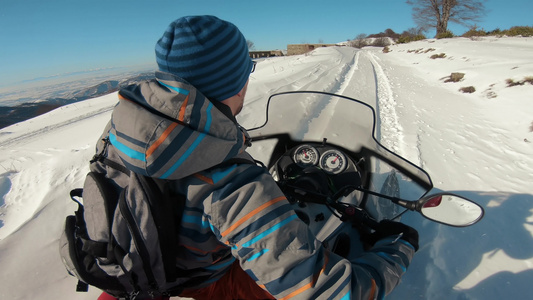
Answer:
xmin=90 ymin=137 xmax=130 ymax=175
xmin=70 ymin=188 xmax=84 ymax=223
xmin=137 ymin=174 xmax=184 ymax=283
xmin=136 ymin=174 xmax=180 ymax=282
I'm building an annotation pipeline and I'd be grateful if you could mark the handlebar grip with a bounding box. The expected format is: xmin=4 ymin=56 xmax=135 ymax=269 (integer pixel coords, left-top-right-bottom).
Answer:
xmin=338 ymin=205 xmax=378 ymax=230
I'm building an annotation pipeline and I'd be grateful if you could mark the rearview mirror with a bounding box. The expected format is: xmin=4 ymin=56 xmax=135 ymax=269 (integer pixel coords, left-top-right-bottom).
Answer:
xmin=418 ymin=193 xmax=484 ymax=227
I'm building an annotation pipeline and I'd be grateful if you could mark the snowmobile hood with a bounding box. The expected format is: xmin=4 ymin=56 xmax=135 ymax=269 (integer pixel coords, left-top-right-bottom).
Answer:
xmin=108 ymin=71 xmax=249 ymax=180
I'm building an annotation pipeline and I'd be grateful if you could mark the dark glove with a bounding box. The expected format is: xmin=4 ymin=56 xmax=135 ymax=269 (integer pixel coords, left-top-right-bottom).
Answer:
xmin=370 ymin=220 xmax=419 ymax=251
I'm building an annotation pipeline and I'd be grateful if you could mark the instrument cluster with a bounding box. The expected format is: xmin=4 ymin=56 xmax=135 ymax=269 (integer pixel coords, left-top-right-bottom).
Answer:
xmin=292 ymin=144 xmax=348 ymax=175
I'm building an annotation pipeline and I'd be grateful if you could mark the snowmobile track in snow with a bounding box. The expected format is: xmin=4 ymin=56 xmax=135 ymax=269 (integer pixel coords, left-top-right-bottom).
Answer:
xmin=333 ymin=51 xmax=360 ymax=95
xmin=366 ymin=51 xmax=419 ymax=163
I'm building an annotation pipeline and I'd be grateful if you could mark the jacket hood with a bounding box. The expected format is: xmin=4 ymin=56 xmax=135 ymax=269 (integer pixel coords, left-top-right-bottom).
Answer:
xmin=107 ymin=71 xmax=249 ymax=180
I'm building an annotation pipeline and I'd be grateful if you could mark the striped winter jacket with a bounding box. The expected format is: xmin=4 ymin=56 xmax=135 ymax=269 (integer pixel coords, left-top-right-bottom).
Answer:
xmin=90 ymin=71 xmax=415 ymax=299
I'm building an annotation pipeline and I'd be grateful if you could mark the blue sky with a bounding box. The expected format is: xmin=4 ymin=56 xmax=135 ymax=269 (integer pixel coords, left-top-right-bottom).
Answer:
xmin=0 ymin=0 xmax=531 ymax=91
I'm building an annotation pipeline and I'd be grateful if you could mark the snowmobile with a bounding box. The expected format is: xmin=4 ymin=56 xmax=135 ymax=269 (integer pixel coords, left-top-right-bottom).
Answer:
xmin=244 ymin=91 xmax=484 ymax=257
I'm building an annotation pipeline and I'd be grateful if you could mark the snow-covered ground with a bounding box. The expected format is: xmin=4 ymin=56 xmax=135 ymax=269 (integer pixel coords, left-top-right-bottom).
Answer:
xmin=0 ymin=36 xmax=532 ymax=299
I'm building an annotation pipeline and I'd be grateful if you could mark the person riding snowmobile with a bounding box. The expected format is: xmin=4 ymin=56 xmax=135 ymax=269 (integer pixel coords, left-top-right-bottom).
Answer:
xmin=93 ymin=15 xmax=419 ymax=300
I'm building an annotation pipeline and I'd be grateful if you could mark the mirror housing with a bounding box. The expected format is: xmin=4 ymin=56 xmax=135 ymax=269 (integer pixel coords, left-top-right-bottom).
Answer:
xmin=417 ymin=193 xmax=484 ymax=227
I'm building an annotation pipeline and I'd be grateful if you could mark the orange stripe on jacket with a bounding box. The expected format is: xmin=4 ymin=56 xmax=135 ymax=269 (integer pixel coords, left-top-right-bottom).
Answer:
xmin=178 ymin=94 xmax=189 ymax=122
xmin=118 ymin=94 xmax=133 ymax=102
xmin=279 ymin=251 xmax=330 ymax=300
xmin=146 ymin=122 xmax=179 ymax=158
xmin=118 ymin=93 xmax=180 ymax=159
xmin=313 ymin=251 xmax=329 ymax=284
xmin=279 ymin=281 xmax=313 ymax=300
xmin=193 ymin=173 xmax=214 ymax=185
xmin=220 ymin=196 xmax=286 ymax=238
xmin=368 ymin=279 xmax=377 ymax=300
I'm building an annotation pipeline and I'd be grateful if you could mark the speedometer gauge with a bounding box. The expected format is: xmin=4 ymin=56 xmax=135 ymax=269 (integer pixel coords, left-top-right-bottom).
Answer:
xmin=293 ymin=145 xmax=319 ymax=167
xmin=319 ymin=149 xmax=347 ymax=174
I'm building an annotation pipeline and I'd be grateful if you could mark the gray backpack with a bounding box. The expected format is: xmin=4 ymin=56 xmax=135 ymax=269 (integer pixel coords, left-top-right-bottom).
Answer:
xmin=59 ymin=152 xmax=254 ymax=299
xmin=59 ymin=161 xmax=193 ymax=299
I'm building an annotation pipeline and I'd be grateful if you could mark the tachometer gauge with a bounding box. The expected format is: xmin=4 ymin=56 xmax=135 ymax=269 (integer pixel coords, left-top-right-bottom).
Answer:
xmin=319 ymin=149 xmax=347 ymax=174
xmin=293 ymin=145 xmax=319 ymax=167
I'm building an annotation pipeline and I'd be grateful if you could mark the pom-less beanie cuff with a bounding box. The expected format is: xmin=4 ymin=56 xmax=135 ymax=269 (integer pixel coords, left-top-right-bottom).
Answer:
xmin=155 ymin=15 xmax=253 ymax=101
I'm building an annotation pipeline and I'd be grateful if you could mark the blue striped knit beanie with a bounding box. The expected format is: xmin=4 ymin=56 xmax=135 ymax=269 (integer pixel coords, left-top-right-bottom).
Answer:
xmin=155 ymin=15 xmax=254 ymax=101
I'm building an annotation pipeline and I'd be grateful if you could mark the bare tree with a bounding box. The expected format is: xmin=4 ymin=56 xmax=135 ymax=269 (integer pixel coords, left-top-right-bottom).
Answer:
xmin=406 ymin=0 xmax=487 ymax=36
xmin=247 ymin=39 xmax=256 ymax=51
xmin=405 ymin=27 xmax=427 ymax=36
xmin=350 ymin=33 xmax=367 ymax=48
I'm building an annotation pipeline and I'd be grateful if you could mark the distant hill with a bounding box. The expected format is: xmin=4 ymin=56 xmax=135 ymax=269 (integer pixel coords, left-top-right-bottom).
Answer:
xmin=65 ymin=72 xmax=155 ymax=100
xmin=0 ymin=72 xmax=155 ymax=129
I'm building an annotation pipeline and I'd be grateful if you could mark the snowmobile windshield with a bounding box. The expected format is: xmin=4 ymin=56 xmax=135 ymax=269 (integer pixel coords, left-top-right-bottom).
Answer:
xmin=244 ymin=91 xmax=433 ymax=203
